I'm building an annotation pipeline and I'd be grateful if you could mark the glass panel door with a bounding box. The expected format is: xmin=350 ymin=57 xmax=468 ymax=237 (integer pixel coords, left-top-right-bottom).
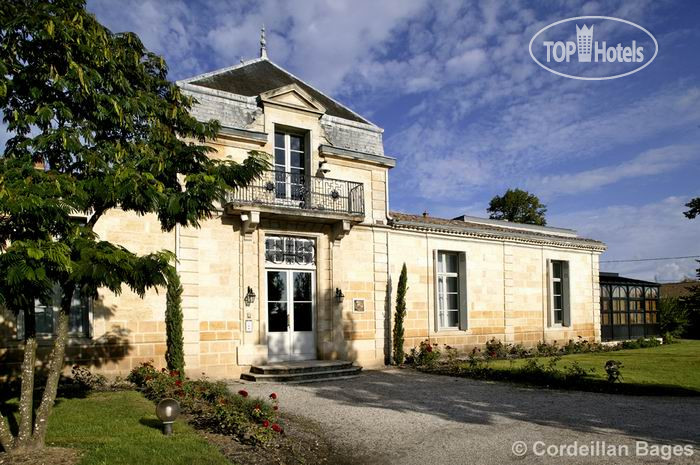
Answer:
xmin=266 ymin=269 xmax=315 ymax=362
xmin=291 ymin=271 xmax=314 ymax=360
xmin=267 ymin=271 xmax=290 ymax=361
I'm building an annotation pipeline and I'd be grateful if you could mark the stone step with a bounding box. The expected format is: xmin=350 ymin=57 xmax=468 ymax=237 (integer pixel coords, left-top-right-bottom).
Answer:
xmin=250 ymin=360 xmax=354 ymax=375
xmin=241 ymin=365 xmax=362 ymax=383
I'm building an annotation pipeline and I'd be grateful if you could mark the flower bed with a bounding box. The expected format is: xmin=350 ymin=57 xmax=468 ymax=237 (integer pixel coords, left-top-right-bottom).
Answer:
xmin=407 ymin=337 xmax=699 ymax=396
xmin=127 ymin=362 xmax=282 ymax=444
xmin=406 ymin=336 xmax=661 ymax=368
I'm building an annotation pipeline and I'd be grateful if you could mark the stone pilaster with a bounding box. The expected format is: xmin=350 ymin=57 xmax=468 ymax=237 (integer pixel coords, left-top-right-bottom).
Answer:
xmin=591 ymin=252 xmax=602 ymax=342
xmin=373 ymin=228 xmax=390 ymax=364
xmin=178 ymin=225 xmax=200 ymax=372
xmin=503 ymin=245 xmax=515 ymax=344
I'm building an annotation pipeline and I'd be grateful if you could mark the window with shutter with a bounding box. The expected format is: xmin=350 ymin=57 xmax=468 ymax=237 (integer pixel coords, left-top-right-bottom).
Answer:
xmin=548 ymin=259 xmax=571 ymax=327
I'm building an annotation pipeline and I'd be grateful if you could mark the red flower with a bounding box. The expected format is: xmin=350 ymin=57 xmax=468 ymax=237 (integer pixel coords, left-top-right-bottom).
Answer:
xmin=175 ymin=380 xmax=183 ymax=387
xmin=271 ymin=423 xmax=282 ymax=433
xmin=269 ymin=392 xmax=277 ymax=400
xmin=262 ymin=420 xmax=270 ymax=428
xmin=425 ymin=345 xmax=432 ymax=353
xmin=238 ymin=389 xmax=249 ymax=397
xmin=170 ymin=370 xmax=180 ymax=377
xmin=273 ymin=405 xmax=279 ymax=411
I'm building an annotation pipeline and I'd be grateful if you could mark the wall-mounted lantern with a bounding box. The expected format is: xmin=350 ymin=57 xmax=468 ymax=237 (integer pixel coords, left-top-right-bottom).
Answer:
xmin=335 ymin=288 xmax=345 ymax=303
xmin=244 ymin=286 xmax=256 ymax=306
xmin=156 ymin=398 xmax=180 ymax=435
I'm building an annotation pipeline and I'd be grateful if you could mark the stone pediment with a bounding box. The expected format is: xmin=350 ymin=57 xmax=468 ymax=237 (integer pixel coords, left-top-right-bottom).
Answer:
xmin=259 ymin=84 xmax=326 ymax=116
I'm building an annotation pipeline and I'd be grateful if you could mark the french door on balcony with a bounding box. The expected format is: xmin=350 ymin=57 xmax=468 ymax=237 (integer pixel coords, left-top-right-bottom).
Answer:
xmin=274 ymin=131 xmax=306 ymax=204
xmin=266 ymin=269 xmax=315 ymax=362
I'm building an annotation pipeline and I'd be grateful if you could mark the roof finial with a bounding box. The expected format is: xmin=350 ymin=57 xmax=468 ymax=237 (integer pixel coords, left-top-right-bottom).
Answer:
xmin=260 ymin=25 xmax=268 ymax=59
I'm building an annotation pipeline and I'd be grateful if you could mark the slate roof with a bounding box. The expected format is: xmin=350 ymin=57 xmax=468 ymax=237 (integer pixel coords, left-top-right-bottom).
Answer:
xmin=389 ymin=211 xmax=606 ymax=250
xmin=599 ymin=272 xmax=659 ymax=286
xmin=188 ymin=59 xmax=371 ymax=125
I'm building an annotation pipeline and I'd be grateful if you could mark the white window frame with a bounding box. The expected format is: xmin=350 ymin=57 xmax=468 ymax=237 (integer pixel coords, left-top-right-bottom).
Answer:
xmin=551 ymin=261 xmax=564 ymax=325
xmin=435 ymin=251 xmax=466 ymax=331
xmin=274 ymin=129 xmax=307 ymax=201
xmin=547 ymin=259 xmax=570 ymax=327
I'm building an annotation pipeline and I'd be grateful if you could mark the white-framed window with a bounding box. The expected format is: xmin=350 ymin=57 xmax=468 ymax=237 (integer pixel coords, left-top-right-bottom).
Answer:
xmin=548 ymin=259 xmax=570 ymax=327
xmin=17 ymin=285 xmax=91 ymax=339
xmin=435 ymin=251 xmax=467 ymax=331
xmin=274 ymin=129 xmax=307 ymax=201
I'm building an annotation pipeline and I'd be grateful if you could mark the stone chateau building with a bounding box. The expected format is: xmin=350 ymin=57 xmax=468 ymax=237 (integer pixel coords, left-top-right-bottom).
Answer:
xmin=0 ymin=38 xmax=606 ymax=378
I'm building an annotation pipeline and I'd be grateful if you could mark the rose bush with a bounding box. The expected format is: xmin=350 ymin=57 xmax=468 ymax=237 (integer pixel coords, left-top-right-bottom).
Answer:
xmin=127 ymin=361 xmax=282 ymax=444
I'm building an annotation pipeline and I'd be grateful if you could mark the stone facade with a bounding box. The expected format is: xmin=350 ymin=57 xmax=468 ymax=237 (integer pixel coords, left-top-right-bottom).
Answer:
xmin=0 ymin=56 xmax=605 ymax=379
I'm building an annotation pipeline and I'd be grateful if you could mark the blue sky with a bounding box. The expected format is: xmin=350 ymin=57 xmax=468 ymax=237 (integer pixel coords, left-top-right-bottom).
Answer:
xmin=9 ymin=0 xmax=700 ymax=281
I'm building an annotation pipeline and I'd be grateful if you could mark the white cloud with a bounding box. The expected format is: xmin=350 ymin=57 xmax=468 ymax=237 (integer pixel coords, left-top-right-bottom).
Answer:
xmin=89 ymin=0 xmax=429 ymax=92
xmin=445 ymin=49 xmax=488 ymax=77
xmin=386 ymin=82 xmax=700 ymax=203
xmin=533 ymin=144 xmax=700 ymax=197
xmin=551 ymin=196 xmax=700 ymax=282
xmin=88 ymin=0 xmax=204 ymax=76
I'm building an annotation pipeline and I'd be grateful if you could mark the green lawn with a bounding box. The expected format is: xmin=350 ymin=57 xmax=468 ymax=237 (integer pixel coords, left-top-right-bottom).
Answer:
xmin=487 ymin=339 xmax=700 ymax=393
xmin=44 ymin=390 xmax=230 ymax=465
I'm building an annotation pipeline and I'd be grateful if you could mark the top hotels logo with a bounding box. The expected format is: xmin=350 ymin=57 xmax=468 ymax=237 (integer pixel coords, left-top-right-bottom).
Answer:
xmin=576 ymin=25 xmax=593 ymax=62
xmin=529 ymin=16 xmax=658 ymax=80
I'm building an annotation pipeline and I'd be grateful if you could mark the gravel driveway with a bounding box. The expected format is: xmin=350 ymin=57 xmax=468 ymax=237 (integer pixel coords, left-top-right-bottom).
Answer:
xmin=233 ymin=369 xmax=700 ymax=465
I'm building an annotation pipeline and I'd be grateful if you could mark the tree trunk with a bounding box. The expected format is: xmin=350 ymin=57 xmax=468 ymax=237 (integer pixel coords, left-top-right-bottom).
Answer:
xmin=15 ymin=306 xmax=37 ymax=449
xmin=0 ymin=412 xmax=13 ymax=452
xmin=32 ymin=289 xmax=71 ymax=447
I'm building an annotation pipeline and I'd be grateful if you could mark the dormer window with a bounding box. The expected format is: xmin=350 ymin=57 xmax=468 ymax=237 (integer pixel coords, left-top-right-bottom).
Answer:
xmin=274 ymin=129 xmax=307 ymax=202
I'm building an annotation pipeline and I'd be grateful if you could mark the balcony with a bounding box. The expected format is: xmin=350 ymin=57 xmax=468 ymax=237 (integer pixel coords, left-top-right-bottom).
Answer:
xmin=225 ymin=170 xmax=365 ymax=222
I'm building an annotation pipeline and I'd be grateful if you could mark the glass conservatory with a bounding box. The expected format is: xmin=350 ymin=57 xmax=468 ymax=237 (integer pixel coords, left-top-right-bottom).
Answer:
xmin=599 ymin=272 xmax=660 ymax=341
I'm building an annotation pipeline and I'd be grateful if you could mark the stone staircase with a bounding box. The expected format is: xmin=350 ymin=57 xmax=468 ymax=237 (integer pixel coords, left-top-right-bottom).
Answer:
xmin=240 ymin=360 xmax=362 ymax=383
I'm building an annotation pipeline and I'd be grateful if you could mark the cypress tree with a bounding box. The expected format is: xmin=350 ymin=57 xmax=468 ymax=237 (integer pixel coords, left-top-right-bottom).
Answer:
xmin=392 ymin=263 xmax=408 ymax=365
xmin=165 ymin=268 xmax=185 ymax=374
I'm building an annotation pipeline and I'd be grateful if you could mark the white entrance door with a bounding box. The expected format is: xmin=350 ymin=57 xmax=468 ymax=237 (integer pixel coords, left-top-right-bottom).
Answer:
xmin=266 ymin=269 xmax=315 ymax=362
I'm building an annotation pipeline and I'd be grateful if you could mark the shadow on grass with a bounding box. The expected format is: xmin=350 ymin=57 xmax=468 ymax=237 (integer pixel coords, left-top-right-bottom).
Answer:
xmin=138 ymin=417 xmax=164 ymax=432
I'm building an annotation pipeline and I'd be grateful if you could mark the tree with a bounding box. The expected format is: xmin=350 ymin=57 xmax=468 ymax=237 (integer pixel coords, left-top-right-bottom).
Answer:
xmin=683 ymin=200 xmax=700 ymax=338
xmin=684 ymin=197 xmax=700 ymax=219
xmin=165 ymin=268 xmax=185 ymax=374
xmin=392 ymin=263 xmax=408 ymax=365
xmin=658 ymin=297 xmax=688 ymax=339
xmin=0 ymin=0 xmax=268 ymax=452
xmin=487 ymin=188 xmax=547 ymax=226
xmin=680 ymin=261 xmax=700 ymax=339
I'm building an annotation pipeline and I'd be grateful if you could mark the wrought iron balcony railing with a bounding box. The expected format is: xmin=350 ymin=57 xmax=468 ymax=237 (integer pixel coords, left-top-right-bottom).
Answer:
xmin=225 ymin=170 xmax=365 ymax=216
